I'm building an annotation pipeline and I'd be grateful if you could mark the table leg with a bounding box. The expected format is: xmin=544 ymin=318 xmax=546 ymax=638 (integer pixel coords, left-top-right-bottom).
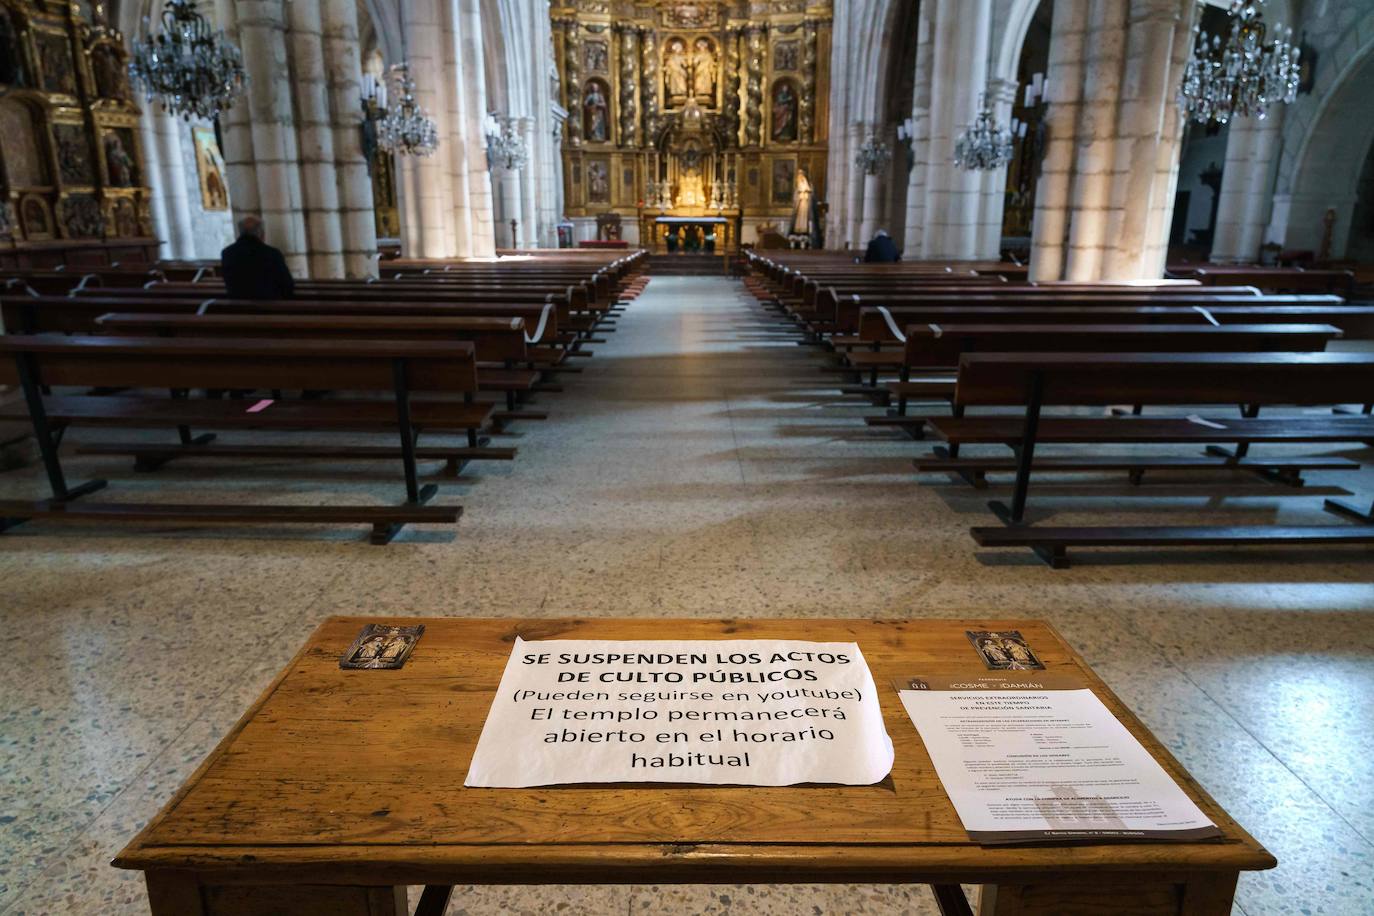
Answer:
xmin=977 ymin=871 xmax=1238 ymax=915
xmin=145 ymin=872 xmax=409 ymax=916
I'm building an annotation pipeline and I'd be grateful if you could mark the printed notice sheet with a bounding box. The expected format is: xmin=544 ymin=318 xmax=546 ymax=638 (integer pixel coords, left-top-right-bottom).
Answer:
xmin=465 ymin=638 xmax=895 ymax=787
xmin=899 ymin=677 xmax=1220 ymax=844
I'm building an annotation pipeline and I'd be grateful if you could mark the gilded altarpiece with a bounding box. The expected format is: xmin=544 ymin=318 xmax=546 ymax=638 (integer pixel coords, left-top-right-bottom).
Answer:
xmin=553 ymin=1 xmax=831 ymax=252
xmin=0 ymin=0 xmax=153 ymax=253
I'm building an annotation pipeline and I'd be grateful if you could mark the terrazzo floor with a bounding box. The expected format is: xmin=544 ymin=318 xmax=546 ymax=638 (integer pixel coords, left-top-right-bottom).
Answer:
xmin=1 ymin=274 xmax=1372 ymax=915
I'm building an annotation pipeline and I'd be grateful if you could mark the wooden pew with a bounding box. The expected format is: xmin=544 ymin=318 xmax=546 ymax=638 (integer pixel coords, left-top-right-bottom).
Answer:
xmin=64 ymin=285 xmax=594 ymax=348
xmin=3 ymin=294 xmax=563 ymax=347
xmin=0 ymin=335 xmax=510 ymax=542
xmin=874 ymin=323 xmax=1343 ymax=430
xmin=93 ymin=312 xmax=554 ymax=425
xmin=833 ymin=302 xmax=1370 ymax=405
xmin=1179 ymin=266 xmax=1357 ymax=297
xmin=824 ymin=291 xmax=1342 ymax=339
xmin=856 ymin=302 xmax=1374 ymax=344
xmin=921 ymin=352 xmax=1374 ymax=566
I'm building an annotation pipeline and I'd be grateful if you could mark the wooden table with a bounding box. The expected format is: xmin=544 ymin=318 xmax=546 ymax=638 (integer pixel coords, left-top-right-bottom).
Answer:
xmin=114 ymin=617 xmax=1275 ymax=915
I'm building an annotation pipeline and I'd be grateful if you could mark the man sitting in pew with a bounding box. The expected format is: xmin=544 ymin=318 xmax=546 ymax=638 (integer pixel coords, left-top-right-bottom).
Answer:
xmin=221 ymin=216 xmax=295 ymax=300
xmin=864 ymin=229 xmax=901 ymax=264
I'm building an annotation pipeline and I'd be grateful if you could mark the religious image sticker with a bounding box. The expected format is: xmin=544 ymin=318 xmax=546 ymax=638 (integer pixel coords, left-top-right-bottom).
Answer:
xmin=965 ymin=630 xmax=1044 ymax=671
xmin=339 ymin=624 xmax=425 ymax=670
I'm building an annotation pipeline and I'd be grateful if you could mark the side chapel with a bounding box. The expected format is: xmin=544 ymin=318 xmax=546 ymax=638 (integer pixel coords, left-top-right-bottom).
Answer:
xmin=0 ymin=0 xmax=157 ymax=267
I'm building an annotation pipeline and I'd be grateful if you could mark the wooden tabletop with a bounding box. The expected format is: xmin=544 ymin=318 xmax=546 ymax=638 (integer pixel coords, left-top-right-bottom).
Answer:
xmin=113 ymin=617 xmax=1275 ymax=886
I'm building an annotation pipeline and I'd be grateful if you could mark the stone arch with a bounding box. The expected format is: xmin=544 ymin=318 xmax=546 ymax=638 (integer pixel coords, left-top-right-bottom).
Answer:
xmin=482 ymin=0 xmax=510 ymax=115
xmin=1279 ymin=30 xmax=1374 ymax=256
xmin=358 ymin=0 xmax=404 ymax=65
xmin=991 ymin=0 xmax=1045 ymax=88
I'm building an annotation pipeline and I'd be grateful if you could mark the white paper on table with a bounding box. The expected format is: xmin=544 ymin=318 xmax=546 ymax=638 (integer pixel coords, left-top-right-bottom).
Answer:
xmin=899 ymin=687 xmax=1220 ymax=844
xmin=465 ymin=637 xmax=895 ymax=788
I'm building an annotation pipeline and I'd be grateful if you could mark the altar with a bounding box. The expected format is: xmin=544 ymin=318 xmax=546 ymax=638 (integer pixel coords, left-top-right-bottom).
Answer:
xmin=642 ymin=214 xmax=740 ymax=255
xmin=556 ymin=2 xmax=831 ymax=258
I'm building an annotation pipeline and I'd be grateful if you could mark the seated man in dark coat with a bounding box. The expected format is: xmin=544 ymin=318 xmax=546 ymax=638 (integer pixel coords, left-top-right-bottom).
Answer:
xmin=221 ymin=215 xmax=295 ymax=299
xmin=863 ymin=229 xmax=901 ymax=263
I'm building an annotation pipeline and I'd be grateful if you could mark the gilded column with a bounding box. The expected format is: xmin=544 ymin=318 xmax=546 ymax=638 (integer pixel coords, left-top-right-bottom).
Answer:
xmin=799 ymin=19 xmax=818 ymax=143
xmin=563 ymin=20 xmax=582 ymax=147
xmin=744 ymin=25 xmax=765 ymax=147
xmin=640 ymin=27 xmax=659 ymax=142
xmin=724 ymin=27 xmax=742 ymax=146
xmin=618 ymin=26 xmax=638 ymax=147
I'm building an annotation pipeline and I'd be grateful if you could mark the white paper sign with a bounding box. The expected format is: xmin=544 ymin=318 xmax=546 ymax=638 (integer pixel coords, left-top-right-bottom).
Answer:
xmin=465 ymin=638 xmax=895 ymax=787
xmin=899 ymin=686 xmax=1220 ymax=844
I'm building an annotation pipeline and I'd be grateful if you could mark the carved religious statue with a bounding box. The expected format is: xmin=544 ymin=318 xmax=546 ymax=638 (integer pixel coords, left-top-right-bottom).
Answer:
xmin=104 ymin=133 xmax=135 ymax=186
xmin=584 ymin=82 xmax=609 ymax=142
xmin=789 ymin=167 xmax=816 ymax=244
xmin=664 ymin=38 xmax=689 ymax=102
xmin=772 ymin=81 xmax=798 ymax=142
xmin=692 ymin=38 xmax=716 ymax=103
xmin=676 ymin=170 xmax=706 ymax=208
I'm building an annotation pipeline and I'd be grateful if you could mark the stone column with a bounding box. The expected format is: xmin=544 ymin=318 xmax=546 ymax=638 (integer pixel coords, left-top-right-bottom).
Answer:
xmin=142 ymin=108 xmax=196 ymax=258
xmin=496 ymin=163 xmax=520 ymax=248
xmin=533 ymin=12 xmax=561 ymax=248
xmin=902 ymin=0 xmax=936 ymax=254
xmin=858 ymin=165 xmax=884 ymax=246
xmin=519 ymin=115 xmax=538 ymax=248
xmin=551 ymin=118 xmax=566 ymax=229
xmin=724 ymin=27 xmax=743 ymax=145
xmin=215 ymin=0 xmax=375 ymax=277
xmin=138 ymin=109 xmax=172 ymax=257
xmin=744 ymin=25 xmax=765 ymax=147
xmin=640 ymin=27 xmax=659 ymax=141
xmin=397 ymin=0 xmax=455 ymax=258
xmin=562 ymin=20 xmax=582 ymax=147
xmin=618 ymin=27 xmax=638 ymax=147
xmin=799 ymin=19 xmax=819 ymax=143
xmin=1031 ymin=0 xmax=1193 ymax=281
xmin=1210 ymin=110 xmax=1284 ymax=263
xmin=217 ymin=0 xmax=309 ymax=276
xmin=320 ymin=0 xmax=378 ymax=277
xmin=285 ymin=0 xmax=345 ymax=279
xmin=975 ymin=77 xmax=1019 ymax=258
xmin=845 ymin=122 xmax=865 ymax=249
xmin=916 ymin=0 xmax=991 ymax=260
xmin=452 ymin=0 xmax=496 ymax=257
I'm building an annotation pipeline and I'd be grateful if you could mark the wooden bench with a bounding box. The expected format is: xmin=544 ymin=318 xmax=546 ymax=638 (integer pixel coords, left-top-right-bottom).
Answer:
xmin=826 ymin=292 xmax=1345 ymax=339
xmin=924 ymin=352 xmax=1374 ymax=566
xmin=0 ymin=335 xmax=510 ymax=543
xmin=1180 ymin=266 xmax=1357 ymax=297
xmin=829 ymin=307 xmax=1346 ymax=401
xmin=869 ymin=322 xmax=1342 ymax=426
xmin=855 ymin=302 xmax=1374 ymax=344
xmin=93 ymin=312 xmax=554 ymax=425
xmin=3 ymin=293 xmax=564 ymax=348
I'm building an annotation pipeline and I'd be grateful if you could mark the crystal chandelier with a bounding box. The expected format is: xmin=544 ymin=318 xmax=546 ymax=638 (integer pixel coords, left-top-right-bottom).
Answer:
xmin=376 ymin=65 xmax=439 ymax=157
xmin=484 ymin=115 xmax=528 ymax=171
xmin=854 ymin=128 xmax=891 ymax=176
xmin=128 ymin=0 xmax=246 ymax=121
xmin=953 ymin=93 xmax=1014 ymax=171
xmin=1177 ymin=0 xmax=1300 ymax=124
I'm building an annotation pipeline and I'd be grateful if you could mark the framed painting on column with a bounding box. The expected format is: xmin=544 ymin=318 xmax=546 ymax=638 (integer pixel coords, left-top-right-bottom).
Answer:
xmin=191 ymin=126 xmax=229 ymax=211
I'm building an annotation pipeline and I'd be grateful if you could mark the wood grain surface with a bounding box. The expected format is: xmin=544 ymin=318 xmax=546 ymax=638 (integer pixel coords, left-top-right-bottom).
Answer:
xmin=114 ymin=617 xmax=1275 ymax=883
